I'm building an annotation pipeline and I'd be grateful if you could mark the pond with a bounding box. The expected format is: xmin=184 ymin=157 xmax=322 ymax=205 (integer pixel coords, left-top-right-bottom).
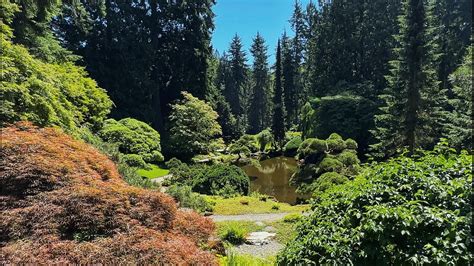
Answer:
xmin=242 ymin=156 xmax=306 ymax=205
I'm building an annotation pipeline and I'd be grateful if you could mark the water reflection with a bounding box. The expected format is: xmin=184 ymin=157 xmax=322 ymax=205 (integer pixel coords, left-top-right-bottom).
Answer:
xmin=242 ymin=157 xmax=305 ymax=204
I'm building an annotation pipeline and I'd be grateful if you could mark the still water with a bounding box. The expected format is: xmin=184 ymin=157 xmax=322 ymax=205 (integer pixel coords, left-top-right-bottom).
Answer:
xmin=242 ymin=157 xmax=304 ymax=205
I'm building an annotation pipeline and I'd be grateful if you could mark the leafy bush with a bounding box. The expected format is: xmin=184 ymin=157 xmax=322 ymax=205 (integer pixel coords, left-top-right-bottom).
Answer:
xmin=292 ymin=134 xmax=360 ymax=194
xmin=218 ymin=223 xmax=247 ymax=245
xmin=279 ymin=144 xmax=473 ymax=265
xmin=192 ymin=164 xmax=250 ymax=197
xmin=0 ymin=123 xmax=216 ymax=264
xmin=122 ymin=154 xmax=147 ymax=168
xmin=167 ymin=185 xmax=213 ymax=213
xmin=257 ymin=129 xmax=274 ymax=152
xmin=79 ymin=127 xmax=156 ymax=189
xmin=283 ymin=213 xmax=303 ymax=223
xmin=0 ymin=22 xmax=112 ymax=134
xmin=283 ymin=135 xmax=302 ymax=156
xmin=99 ymin=118 xmax=164 ymax=166
xmin=169 ymin=92 xmax=223 ymax=157
xmin=165 ymin=159 xmax=250 ymax=197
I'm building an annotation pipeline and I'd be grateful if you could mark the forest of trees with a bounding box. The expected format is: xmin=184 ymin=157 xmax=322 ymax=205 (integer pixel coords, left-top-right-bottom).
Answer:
xmin=4 ymin=0 xmax=470 ymax=158
xmin=1 ymin=0 xmax=472 ymax=264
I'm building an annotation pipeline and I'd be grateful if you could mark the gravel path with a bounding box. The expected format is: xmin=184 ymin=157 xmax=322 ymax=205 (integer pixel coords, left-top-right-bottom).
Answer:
xmin=209 ymin=212 xmax=295 ymax=222
xmin=150 ymin=174 xmax=172 ymax=184
xmin=231 ymin=241 xmax=284 ymax=258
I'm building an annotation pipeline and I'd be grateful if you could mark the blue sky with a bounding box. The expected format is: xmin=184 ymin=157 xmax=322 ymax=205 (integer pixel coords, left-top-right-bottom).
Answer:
xmin=211 ymin=0 xmax=312 ymax=63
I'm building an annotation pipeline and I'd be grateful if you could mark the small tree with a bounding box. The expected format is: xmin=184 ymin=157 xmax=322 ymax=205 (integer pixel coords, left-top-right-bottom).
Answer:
xmin=256 ymin=128 xmax=273 ymax=152
xmin=169 ymin=92 xmax=223 ymax=157
xmin=229 ymin=134 xmax=256 ymax=161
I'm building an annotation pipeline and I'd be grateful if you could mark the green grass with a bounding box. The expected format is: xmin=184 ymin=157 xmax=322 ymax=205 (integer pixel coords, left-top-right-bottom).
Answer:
xmin=205 ymin=195 xmax=309 ymax=215
xmin=269 ymin=220 xmax=299 ymax=245
xmin=136 ymin=164 xmax=169 ymax=179
xmin=218 ymin=252 xmax=275 ymax=266
xmin=216 ymin=221 xmax=266 ymax=240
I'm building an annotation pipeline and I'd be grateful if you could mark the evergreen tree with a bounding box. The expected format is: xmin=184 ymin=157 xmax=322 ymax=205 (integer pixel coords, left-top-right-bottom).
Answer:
xmin=290 ymin=0 xmax=307 ymax=122
xmin=281 ymin=32 xmax=298 ymax=127
xmin=305 ymin=0 xmax=400 ymax=99
xmin=371 ymin=0 xmax=444 ymax=158
xmin=431 ymin=0 xmax=472 ymax=94
xmin=248 ymin=33 xmax=270 ymax=133
xmin=224 ymin=35 xmax=248 ymax=117
xmin=272 ymin=40 xmax=286 ymax=148
xmin=55 ymin=0 xmax=215 ymax=131
xmin=444 ymin=46 xmax=472 ymax=150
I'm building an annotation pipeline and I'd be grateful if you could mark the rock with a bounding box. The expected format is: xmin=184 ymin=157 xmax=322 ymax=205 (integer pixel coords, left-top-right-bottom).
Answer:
xmin=263 ymin=226 xmax=276 ymax=232
xmin=255 ymin=221 xmax=265 ymax=227
xmin=246 ymin=231 xmax=276 ymax=245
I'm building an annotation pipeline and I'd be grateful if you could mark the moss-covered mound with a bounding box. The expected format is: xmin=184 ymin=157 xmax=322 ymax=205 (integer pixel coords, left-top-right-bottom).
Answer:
xmin=0 ymin=123 xmax=216 ymax=265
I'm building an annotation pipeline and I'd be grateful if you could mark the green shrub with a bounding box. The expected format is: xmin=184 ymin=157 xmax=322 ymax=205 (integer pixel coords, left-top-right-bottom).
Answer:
xmin=279 ymin=145 xmax=473 ymax=265
xmin=318 ymin=157 xmax=344 ymax=173
xmin=292 ymin=134 xmax=360 ymax=194
xmin=283 ymin=135 xmax=302 ymax=155
xmin=310 ymin=172 xmax=348 ymax=195
xmin=283 ymin=213 xmax=303 ymax=223
xmin=192 ymin=164 xmax=250 ymax=197
xmin=219 ymin=224 xmax=247 ymax=245
xmin=257 ymin=129 xmax=274 ymax=152
xmin=122 ymin=154 xmax=147 ymax=168
xmin=166 ymin=185 xmax=213 ymax=213
xmin=99 ymin=118 xmax=164 ymax=167
xmin=1 ymin=28 xmax=112 ymax=134
xmin=300 ymin=95 xmax=376 ymax=155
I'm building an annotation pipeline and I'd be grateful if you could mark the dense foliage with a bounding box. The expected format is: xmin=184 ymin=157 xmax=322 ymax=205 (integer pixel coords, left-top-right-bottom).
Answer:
xmin=168 ymin=92 xmax=223 ymax=158
xmin=444 ymin=48 xmax=473 ymax=151
xmin=54 ymin=0 xmax=215 ymax=131
xmin=166 ymin=185 xmax=213 ymax=214
xmin=292 ymin=133 xmax=360 ymax=194
xmin=99 ymin=118 xmax=164 ymax=167
xmin=1 ymin=13 xmax=111 ymax=134
xmin=192 ymin=164 xmax=250 ymax=197
xmin=166 ymin=159 xmax=250 ymax=198
xmin=301 ymin=95 xmax=376 ymax=154
xmin=279 ymin=143 xmax=473 ymax=265
xmin=0 ymin=123 xmax=216 ymax=264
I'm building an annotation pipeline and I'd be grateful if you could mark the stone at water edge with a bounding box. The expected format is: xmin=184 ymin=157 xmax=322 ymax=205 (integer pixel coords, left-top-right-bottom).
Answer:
xmin=246 ymin=231 xmax=276 ymax=245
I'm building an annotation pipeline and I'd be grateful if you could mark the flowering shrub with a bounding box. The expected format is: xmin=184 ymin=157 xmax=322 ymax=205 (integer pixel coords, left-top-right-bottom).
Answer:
xmin=0 ymin=123 xmax=217 ymax=265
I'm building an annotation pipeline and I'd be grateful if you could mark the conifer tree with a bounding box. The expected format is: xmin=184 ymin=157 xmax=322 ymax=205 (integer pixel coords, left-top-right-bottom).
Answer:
xmin=371 ymin=0 xmax=444 ymax=158
xmin=444 ymin=46 xmax=472 ymax=150
xmin=272 ymin=40 xmax=286 ymax=148
xmin=248 ymin=33 xmax=271 ymax=133
xmin=224 ymin=35 xmax=248 ymax=117
xmin=290 ymin=0 xmax=307 ymax=121
xmin=281 ymin=32 xmax=298 ymax=127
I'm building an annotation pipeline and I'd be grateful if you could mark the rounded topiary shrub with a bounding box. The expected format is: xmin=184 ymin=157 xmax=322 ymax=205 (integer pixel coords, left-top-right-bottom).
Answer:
xmin=283 ymin=135 xmax=302 ymax=155
xmin=192 ymin=164 xmax=250 ymax=197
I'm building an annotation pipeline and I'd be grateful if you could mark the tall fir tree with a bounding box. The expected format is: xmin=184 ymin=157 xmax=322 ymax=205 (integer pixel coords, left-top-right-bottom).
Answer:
xmin=371 ymin=0 xmax=444 ymax=158
xmin=272 ymin=40 xmax=286 ymax=148
xmin=290 ymin=0 xmax=307 ymax=123
xmin=55 ymin=0 xmax=215 ymax=131
xmin=224 ymin=35 xmax=247 ymax=115
xmin=281 ymin=32 xmax=298 ymax=127
xmin=443 ymin=45 xmax=472 ymax=150
xmin=248 ymin=33 xmax=271 ymax=134
xmin=431 ymin=0 xmax=472 ymax=94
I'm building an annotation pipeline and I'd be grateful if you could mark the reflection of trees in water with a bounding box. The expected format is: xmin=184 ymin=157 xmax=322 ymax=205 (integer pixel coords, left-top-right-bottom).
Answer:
xmin=244 ymin=157 xmax=299 ymax=204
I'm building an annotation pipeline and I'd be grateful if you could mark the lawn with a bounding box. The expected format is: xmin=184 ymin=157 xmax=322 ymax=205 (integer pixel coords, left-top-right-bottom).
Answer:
xmin=137 ymin=164 xmax=169 ymax=179
xmin=205 ymin=195 xmax=309 ymax=215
